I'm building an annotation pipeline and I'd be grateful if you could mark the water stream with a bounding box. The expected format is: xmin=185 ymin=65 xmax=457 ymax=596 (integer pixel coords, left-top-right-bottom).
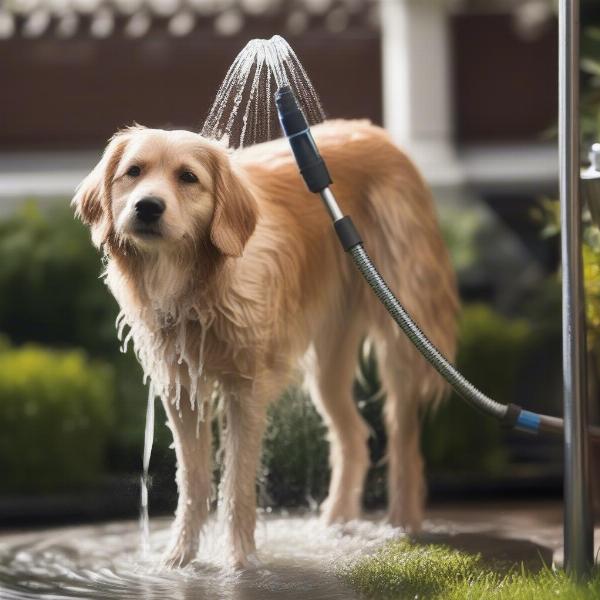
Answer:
xmin=202 ymin=35 xmax=325 ymax=148
xmin=140 ymin=383 xmax=156 ymax=558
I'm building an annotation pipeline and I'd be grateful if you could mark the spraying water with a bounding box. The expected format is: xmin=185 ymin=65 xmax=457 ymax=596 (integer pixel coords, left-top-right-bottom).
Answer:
xmin=202 ymin=35 xmax=325 ymax=148
xmin=140 ymin=382 xmax=156 ymax=557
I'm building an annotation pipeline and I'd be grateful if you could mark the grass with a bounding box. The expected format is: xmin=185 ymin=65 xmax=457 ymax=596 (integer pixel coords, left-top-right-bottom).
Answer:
xmin=340 ymin=539 xmax=600 ymax=599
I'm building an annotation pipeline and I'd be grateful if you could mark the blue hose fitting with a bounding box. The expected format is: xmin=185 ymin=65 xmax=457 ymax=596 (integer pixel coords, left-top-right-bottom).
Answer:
xmin=275 ymin=85 xmax=332 ymax=193
xmin=502 ymin=403 xmax=541 ymax=434
xmin=516 ymin=410 xmax=542 ymax=434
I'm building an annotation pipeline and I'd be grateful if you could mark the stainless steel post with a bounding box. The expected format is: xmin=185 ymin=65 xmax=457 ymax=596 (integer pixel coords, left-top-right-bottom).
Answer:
xmin=559 ymin=0 xmax=594 ymax=577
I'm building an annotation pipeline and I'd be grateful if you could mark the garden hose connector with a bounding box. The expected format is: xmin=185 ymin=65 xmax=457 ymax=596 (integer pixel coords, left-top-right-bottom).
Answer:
xmin=275 ymin=85 xmax=332 ymax=193
xmin=502 ymin=403 xmax=543 ymax=434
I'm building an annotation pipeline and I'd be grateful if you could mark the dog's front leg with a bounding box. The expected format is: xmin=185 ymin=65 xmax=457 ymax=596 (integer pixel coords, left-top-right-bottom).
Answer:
xmin=219 ymin=387 xmax=269 ymax=568
xmin=161 ymin=389 xmax=212 ymax=568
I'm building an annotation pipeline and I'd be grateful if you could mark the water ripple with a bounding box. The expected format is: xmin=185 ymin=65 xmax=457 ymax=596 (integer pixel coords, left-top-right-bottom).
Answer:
xmin=0 ymin=514 xmax=403 ymax=599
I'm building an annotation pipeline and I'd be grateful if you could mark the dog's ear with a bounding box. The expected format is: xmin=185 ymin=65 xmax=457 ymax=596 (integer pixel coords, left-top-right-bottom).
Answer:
xmin=210 ymin=154 xmax=258 ymax=258
xmin=72 ymin=128 xmax=138 ymax=248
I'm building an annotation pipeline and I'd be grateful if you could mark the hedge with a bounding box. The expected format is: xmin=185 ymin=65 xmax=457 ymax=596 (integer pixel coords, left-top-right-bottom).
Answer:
xmin=0 ymin=344 xmax=115 ymax=492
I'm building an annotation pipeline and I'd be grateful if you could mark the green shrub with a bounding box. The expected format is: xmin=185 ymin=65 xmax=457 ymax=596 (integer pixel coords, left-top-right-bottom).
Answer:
xmin=0 ymin=344 xmax=115 ymax=492
xmin=0 ymin=201 xmax=117 ymax=356
xmin=0 ymin=201 xmax=153 ymax=475
xmin=422 ymin=304 xmax=533 ymax=475
xmin=262 ymin=388 xmax=329 ymax=507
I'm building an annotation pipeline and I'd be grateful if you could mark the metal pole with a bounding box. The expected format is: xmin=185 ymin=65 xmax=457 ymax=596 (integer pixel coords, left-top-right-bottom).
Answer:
xmin=559 ymin=0 xmax=594 ymax=578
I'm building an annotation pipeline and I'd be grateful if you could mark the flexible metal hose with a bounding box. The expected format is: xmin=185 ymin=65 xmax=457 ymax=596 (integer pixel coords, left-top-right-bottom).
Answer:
xmin=348 ymin=243 xmax=600 ymax=440
xmin=349 ymin=244 xmax=508 ymax=421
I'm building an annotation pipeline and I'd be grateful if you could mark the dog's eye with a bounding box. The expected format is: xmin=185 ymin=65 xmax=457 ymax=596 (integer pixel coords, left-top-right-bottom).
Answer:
xmin=126 ymin=165 xmax=141 ymax=177
xmin=179 ymin=171 xmax=198 ymax=184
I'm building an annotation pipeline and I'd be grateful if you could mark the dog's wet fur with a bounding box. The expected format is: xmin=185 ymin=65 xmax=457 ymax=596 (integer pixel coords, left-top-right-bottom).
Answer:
xmin=73 ymin=121 xmax=459 ymax=568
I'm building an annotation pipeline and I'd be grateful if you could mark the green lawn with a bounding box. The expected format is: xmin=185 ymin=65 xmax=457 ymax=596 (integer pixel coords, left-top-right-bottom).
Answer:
xmin=340 ymin=539 xmax=600 ymax=599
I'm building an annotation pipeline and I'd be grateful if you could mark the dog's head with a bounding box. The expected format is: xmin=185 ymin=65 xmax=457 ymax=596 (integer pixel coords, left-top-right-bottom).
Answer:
xmin=72 ymin=126 xmax=258 ymax=258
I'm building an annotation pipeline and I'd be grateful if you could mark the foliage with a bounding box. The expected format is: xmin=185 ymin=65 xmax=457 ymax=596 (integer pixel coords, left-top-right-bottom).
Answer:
xmin=581 ymin=25 xmax=600 ymax=148
xmin=0 ymin=343 xmax=115 ymax=492
xmin=584 ymin=238 xmax=600 ymax=345
xmin=534 ymin=198 xmax=600 ymax=347
xmin=439 ymin=206 xmax=486 ymax=275
xmin=424 ymin=305 xmax=533 ymax=474
xmin=0 ymin=201 xmax=157 ymax=473
xmin=262 ymin=388 xmax=329 ymax=507
xmin=0 ymin=201 xmax=117 ymax=355
xmin=341 ymin=539 xmax=600 ymax=600
xmin=341 ymin=539 xmax=484 ymax=599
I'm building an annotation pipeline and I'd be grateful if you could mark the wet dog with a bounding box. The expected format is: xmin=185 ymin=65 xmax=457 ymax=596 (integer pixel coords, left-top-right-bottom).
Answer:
xmin=73 ymin=121 xmax=458 ymax=568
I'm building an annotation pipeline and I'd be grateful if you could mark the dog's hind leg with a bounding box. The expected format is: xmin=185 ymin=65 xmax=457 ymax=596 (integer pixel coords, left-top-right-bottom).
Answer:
xmin=376 ymin=335 xmax=426 ymax=532
xmin=308 ymin=316 xmax=370 ymax=524
xmin=161 ymin=389 xmax=213 ymax=568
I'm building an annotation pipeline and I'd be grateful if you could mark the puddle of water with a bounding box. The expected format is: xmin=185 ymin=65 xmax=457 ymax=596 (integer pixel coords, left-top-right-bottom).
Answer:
xmin=0 ymin=514 xmax=404 ymax=599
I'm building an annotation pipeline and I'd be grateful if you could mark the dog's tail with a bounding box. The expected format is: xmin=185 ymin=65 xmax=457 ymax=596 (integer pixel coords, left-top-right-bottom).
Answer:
xmin=361 ymin=141 xmax=460 ymax=408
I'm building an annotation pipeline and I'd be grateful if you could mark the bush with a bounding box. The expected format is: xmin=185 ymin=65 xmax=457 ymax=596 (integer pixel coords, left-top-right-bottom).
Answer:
xmin=0 ymin=201 xmax=117 ymax=356
xmin=261 ymin=388 xmax=329 ymax=507
xmin=0 ymin=344 xmax=115 ymax=492
xmin=0 ymin=201 xmax=153 ymax=475
xmin=422 ymin=304 xmax=533 ymax=475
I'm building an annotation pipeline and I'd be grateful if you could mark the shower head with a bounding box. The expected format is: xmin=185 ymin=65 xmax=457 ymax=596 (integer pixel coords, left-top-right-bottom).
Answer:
xmin=275 ymin=86 xmax=332 ymax=193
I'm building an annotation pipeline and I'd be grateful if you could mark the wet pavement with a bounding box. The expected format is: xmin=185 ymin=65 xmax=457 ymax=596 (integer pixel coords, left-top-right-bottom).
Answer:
xmin=0 ymin=500 xmax=597 ymax=599
xmin=424 ymin=500 xmax=570 ymax=570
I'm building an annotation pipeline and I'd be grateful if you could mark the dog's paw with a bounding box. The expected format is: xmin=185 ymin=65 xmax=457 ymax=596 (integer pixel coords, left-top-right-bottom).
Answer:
xmin=222 ymin=532 xmax=259 ymax=570
xmin=160 ymin=535 xmax=199 ymax=569
xmin=224 ymin=550 xmax=260 ymax=571
xmin=387 ymin=505 xmax=423 ymax=534
xmin=320 ymin=496 xmax=360 ymax=525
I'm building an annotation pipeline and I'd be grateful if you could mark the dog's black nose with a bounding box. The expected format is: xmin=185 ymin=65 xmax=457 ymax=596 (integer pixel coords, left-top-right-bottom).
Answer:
xmin=135 ymin=197 xmax=165 ymax=223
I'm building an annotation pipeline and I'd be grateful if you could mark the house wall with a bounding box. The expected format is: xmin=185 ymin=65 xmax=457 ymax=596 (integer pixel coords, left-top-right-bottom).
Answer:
xmin=0 ymin=28 xmax=381 ymax=150
xmin=452 ymin=12 xmax=558 ymax=144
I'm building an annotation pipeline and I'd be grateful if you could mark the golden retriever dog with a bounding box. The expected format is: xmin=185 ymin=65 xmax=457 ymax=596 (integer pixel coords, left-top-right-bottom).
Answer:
xmin=72 ymin=120 xmax=458 ymax=568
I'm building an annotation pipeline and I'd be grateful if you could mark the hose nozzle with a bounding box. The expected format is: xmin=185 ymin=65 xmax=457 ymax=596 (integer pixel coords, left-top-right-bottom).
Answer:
xmin=275 ymin=86 xmax=332 ymax=193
